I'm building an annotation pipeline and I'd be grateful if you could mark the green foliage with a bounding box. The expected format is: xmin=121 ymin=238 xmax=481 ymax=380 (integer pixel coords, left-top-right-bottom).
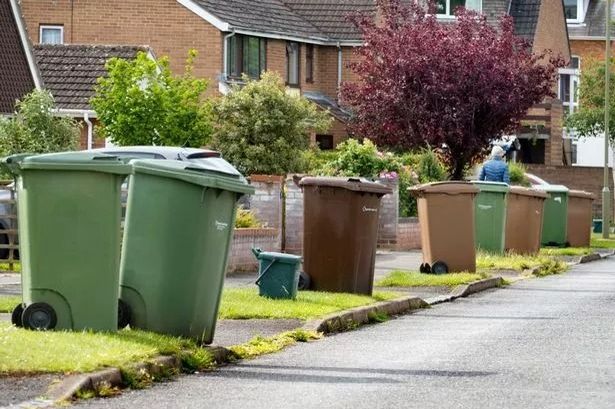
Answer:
xmin=508 ymin=162 xmax=530 ymax=186
xmin=212 ymin=72 xmax=332 ymax=175
xmin=590 ymin=233 xmax=615 ymax=248
xmin=416 ymin=149 xmax=447 ymax=183
xmin=235 ymin=207 xmax=262 ymax=228
xmin=327 ymin=139 xmax=397 ymax=177
xmin=0 ymin=90 xmax=79 ymax=156
xmin=229 ymin=330 xmax=322 ymax=360
xmin=0 ymin=296 xmax=21 ymax=313
xmin=565 ymin=57 xmax=615 ymax=141
xmin=92 ymin=50 xmax=213 ymax=147
xmin=376 ymin=271 xmax=486 ymax=287
xmin=367 ymin=311 xmax=389 ymax=323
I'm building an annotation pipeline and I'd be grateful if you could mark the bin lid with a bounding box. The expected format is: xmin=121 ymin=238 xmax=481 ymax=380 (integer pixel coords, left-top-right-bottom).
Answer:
xmin=508 ymin=186 xmax=549 ymax=198
xmin=6 ymin=151 xmax=132 ymax=175
xmin=532 ymin=184 xmax=569 ymax=194
xmin=131 ymin=159 xmax=255 ymax=195
xmin=299 ymin=177 xmax=392 ymax=195
xmin=470 ymin=181 xmax=510 ymax=193
xmin=568 ymin=189 xmax=595 ymax=199
xmin=255 ymin=250 xmax=302 ymax=264
xmin=408 ymin=181 xmax=479 ymax=195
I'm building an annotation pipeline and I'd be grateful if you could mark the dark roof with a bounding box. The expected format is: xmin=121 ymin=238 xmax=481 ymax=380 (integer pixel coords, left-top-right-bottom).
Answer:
xmin=508 ymin=0 xmax=541 ymax=40
xmin=283 ymin=0 xmax=376 ymax=41
xmin=568 ymin=0 xmax=615 ymax=37
xmin=190 ymin=0 xmax=542 ymax=43
xmin=304 ymin=91 xmax=352 ymax=123
xmin=33 ymin=44 xmax=147 ymax=111
xmin=0 ymin=0 xmax=37 ymax=114
xmin=193 ymin=0 xmax=326 ymax=40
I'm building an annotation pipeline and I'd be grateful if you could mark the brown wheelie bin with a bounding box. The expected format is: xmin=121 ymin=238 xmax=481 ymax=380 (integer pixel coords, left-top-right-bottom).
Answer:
xmin=409 ymin=182 xmax=479 ymax=274
xmin=299 ymin=177 xmax=392 ymax=295
xmin=567 ymin=190 xmax=595 ymax=247
xmin=505 ymin=187 xmax=548 ymax=255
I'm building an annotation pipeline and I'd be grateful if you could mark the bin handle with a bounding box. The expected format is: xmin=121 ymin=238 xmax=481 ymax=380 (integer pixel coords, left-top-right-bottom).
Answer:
xmin=251 ymin=248 xmax=262 ymax=258
xmin=255 ymin=257 xmax=277 ymax=286
xmin=92 ymin=155 xmax=120 ymax=161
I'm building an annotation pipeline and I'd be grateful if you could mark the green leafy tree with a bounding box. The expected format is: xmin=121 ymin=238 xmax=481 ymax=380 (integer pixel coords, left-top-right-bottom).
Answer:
xmin=0 ymin=89 xmax=79 ymax=155
xmin=91 ymin=50 xmax=213 ymax=147
xmin=566 ymin=58 xmax=615 ymax=141
xmin=211 ymin=72 xmax=332 ymax=175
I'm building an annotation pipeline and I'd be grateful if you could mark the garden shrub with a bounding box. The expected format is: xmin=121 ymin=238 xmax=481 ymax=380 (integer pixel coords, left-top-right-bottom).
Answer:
xmin=235 ymin=207 xmax=263 ymax=229
xmin=508 ymin=162 xmax=530 ymax=186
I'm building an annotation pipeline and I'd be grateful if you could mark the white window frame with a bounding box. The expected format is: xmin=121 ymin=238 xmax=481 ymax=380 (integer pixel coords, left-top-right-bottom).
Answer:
xmin=564 ymin=0 xmax=584 ymax=24
xmin=559 ymin=56 xmax=581 ymax=139
xmin=39 ymin=25 xmax=64 ymax=44
xmin=436 ymin=0 xmax=482 ymax=18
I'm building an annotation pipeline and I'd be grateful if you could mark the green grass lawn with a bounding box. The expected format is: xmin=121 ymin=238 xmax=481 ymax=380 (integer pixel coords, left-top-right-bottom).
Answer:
xmin=0 ymin=324 xmax=213 ymax=375
xmin=539 ymin=247 xmax=592 ymax=257
xmin=375 ymin=271 xmax=486 ymax=288
xmin=477 ymin=252 xmax=567 ymax=276
xmin=218 ymin=288 xmax=400 ymax=320
xmin=590 ymin=234 xmax=615 ymax=249
xmin=0 ymin=262 xmax=20 ymax=273
xmin=0 ymin=295 xmax=20 ymax=313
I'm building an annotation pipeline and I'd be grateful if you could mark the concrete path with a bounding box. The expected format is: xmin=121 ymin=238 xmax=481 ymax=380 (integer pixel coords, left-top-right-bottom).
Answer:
xmin=77 ymin=258 xmax=615 ymax=409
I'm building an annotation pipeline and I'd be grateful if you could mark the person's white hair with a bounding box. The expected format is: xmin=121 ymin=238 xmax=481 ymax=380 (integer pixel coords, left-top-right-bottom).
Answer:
xmin=491 ymin=145 xmax=505 ymax=159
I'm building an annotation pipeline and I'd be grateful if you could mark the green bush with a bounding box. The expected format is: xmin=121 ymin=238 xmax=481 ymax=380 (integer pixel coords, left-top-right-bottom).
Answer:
xmin=212 ymin=72 xmax=332 ymax=175
xmin=508 ymin=162 xmax=530 ymax=186
xmin=416 ymin=149 xmax=447 ymax=183
xmin=235 ymin=207 xmax=263 ymax=228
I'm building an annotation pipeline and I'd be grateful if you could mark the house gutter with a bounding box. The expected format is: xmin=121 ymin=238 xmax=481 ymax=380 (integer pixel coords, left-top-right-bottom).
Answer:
xmin=84 ymin=112 xmax=93 ymax=150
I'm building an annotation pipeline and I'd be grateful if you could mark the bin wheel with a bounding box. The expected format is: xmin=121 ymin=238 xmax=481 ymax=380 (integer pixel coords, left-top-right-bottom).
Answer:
xmin=11 ymin=303 xmax=24 ymax=327
xmin=420 ymin=263 xmax=431 ymax=274
xmin=22 ymin=302 xmax=57 ymax=331
xmin=431 ymin=261 xmax=449 ymax=275
xmin=298 ymin=271 xmax=311 ymax=291
xmin=118 ymin=299 xmax=132 ymax=329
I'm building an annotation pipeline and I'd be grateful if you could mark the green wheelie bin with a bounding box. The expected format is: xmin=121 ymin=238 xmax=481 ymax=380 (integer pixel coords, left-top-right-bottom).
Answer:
xmin=4 ymin=152 xmax=131 ymax=331
xmin=534 ymin=184 xmax=570 ymax=246
xmin=470 ymin=181 xmax=509 ymax=253
xmin=118 ymin=159 xmax=254 ymax=344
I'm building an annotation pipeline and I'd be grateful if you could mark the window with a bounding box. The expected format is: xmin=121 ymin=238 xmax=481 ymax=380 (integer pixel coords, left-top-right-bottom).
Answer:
xmin=286 ymin=42 xmax=300 ymax=86
xmin=40 ymin=25 xmax=63 ymax=44
xmin=571 ymin=142 xmax=578 ymax=164
xmin=559 ymin=56 xmax=580 ymax=116
xmin=316 ymin=135 xmax=334 ymax=150
xmin=305 ymin=44 xmax=314 ymax=83
xmin=436 ymin=0 xmax=481 ymax=16
xmin=564 ymin=0 xmax=583 ymax=22
xmin=227 ymin=35 xmax=266 ymax=79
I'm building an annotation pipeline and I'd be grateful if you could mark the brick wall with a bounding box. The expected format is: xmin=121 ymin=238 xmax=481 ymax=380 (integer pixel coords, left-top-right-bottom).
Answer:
xmin=247 ymin=175 xmax=284 ymax=231
xmin=532 ymin=0 xmax=570 ymax=63
xmin=521 ymin=100 xmax=564 ymax=166
xmin=20 ymin=0 xmax=224 ymax=93
xmin=227 ymin=228 xmax=281 ymax=273
xmin=396 ymin=217 xmax=421 ymax=250
xmin=526 ymin=164 xmax=615 ymax=218
xmin=76 ymin=117 xmax=105 ymax=150
xmin=570 ymin=40 xmax=614 ymax=63
xmin=377 ymin=178 xmax=399 ymax=248
xmin=284 ymin=176 xmax=304 ymax=255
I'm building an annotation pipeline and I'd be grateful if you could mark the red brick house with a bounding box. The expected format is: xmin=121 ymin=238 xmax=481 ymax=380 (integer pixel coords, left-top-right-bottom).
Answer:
xmin=19 ymin=0 xmax=569 ymax=152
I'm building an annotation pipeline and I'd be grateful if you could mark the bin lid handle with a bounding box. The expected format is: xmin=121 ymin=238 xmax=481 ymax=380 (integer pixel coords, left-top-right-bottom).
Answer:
xmin=255 ymin=257 xmax=277 ymax=286
xmin=92 ymin=155 xmax=120 ymax=161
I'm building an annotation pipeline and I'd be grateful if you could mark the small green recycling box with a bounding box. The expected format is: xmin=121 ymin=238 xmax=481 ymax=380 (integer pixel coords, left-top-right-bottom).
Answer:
xmin=118 ymin=158 xmax=254 ymax=344
xmin=253 ymin=248 xmax=302 ymax=300
xmin=4 ymin=152 xmax=131 ymax=331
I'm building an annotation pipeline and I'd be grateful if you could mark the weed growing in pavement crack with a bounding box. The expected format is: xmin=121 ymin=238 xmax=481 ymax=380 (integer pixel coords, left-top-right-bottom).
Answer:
xmin=367 ymin=311 xmax=389 ymax=323
xmin=229 ymin=329 xmax=321 ymax=360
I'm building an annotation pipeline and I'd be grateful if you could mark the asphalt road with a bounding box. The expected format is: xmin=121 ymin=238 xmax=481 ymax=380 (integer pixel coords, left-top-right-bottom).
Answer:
xmin=78 ymin=259 xmax=615 ymax=409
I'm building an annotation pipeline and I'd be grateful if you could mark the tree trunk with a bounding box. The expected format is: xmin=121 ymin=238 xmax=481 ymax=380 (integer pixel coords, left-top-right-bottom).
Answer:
xmin=450 ymin=160 xmax=466 ymax=181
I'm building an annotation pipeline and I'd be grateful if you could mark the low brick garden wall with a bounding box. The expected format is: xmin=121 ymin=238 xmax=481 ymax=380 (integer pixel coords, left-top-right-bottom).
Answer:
xmin=227 ymin=228 xmax=281 ymax=273
xmin=396 ymin=217 xmax=421 ymax=250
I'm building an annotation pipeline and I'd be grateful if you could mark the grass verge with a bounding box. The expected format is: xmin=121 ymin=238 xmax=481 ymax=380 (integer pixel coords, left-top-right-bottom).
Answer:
xmin=218 ymin=288 xmax=400 ymax=320
xmin=540 ymin=247 xmax=592 ymax=257
xmin=0 ymin=324 xmax=214 ymax=375
xmin=375 ymin=271 xmax=487 ymax=288
xmin=0 ymin=295 xmax=20 ymax=313
xmin=590 ymin=234 xmax=615 ymax=249
xmin=477 ymin=252 xmax=567 ymax=275
xmin=0 ymin=262 xmax=20 ymax=273
xmin=229 ymin=329 xmax=321 ymax=360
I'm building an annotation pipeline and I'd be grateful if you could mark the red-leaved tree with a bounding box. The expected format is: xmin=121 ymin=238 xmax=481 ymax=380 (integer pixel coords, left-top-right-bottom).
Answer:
xmin=341 ymin=0 xmax=565 ymax=179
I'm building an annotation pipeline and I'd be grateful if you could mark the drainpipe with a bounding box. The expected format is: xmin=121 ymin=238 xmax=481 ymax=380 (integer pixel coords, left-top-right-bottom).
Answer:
xmin=337 ymin=42 xmax=343 ymax=90
xmin=223 ymin=31 xmax=236 ymax=81
xmin=84 ymin=112 xmax=93 ymax=150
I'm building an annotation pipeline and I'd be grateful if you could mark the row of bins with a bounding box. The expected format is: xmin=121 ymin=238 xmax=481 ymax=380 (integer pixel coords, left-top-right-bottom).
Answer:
xmin=411 ymin=181 xmax=595 ymax=273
